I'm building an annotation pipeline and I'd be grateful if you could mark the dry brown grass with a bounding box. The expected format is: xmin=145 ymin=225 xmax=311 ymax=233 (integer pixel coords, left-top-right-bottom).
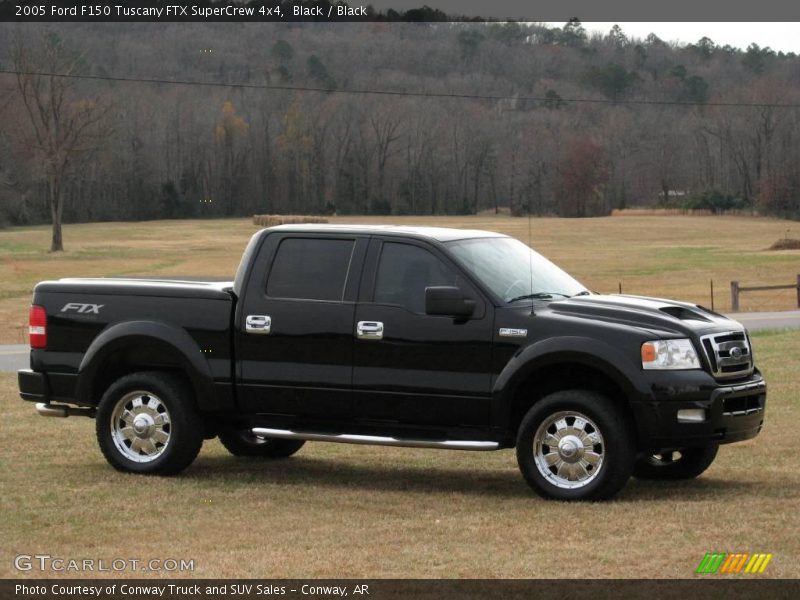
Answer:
xmin=1 ymin=330 xmax=798 ymax=579
xmin=1 ymin=214 xmax=799 ymax=343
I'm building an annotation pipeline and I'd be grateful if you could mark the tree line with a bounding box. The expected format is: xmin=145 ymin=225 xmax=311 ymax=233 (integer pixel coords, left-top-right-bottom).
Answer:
xmin=1 ymin=21 xmax=799 ymax=250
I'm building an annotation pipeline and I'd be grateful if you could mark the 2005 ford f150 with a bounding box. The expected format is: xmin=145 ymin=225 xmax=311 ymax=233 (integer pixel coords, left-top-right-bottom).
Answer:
xmin=18 ymin=225 xmax=766 ymax=500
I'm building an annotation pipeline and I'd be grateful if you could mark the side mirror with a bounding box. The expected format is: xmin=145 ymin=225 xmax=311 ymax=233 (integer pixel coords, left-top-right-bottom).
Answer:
xmin=425 ymin=286 xmax=476 ymax=317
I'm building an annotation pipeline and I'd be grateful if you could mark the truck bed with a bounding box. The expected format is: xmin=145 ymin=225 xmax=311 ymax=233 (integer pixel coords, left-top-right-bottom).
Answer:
xmin=26 ymin=277 xmax=236 ymax=407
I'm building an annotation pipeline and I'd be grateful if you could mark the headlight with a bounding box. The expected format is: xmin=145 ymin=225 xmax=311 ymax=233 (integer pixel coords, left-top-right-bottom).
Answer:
xmin=641 ymin=339 xmax=701 ymax=370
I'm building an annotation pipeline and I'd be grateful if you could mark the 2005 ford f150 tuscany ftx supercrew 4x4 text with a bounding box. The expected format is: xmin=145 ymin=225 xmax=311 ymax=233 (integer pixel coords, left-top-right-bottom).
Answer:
xmin=18 ymin=225 xmax=767 ymax=500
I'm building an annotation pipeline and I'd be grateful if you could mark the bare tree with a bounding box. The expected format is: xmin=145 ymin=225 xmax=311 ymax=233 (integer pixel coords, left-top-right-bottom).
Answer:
xmin=12 ymin=31 xmax=111 ymax=251
xmin=370 ymin=108 xmax=402 ymax=212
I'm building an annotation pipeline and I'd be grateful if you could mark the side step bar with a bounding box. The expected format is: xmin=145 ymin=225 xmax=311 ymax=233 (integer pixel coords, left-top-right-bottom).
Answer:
xmin=36 ymin=403 xmax=95 ymax=418
xmin=251 ymin=427 xmax=499 ymax=451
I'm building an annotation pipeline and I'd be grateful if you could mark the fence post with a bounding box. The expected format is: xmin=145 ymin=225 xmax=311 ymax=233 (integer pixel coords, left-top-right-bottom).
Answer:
xmin=731 ymin=281 xmax=740 ymax=312
xmin=710 ymin=279 xmax=714 ymax=311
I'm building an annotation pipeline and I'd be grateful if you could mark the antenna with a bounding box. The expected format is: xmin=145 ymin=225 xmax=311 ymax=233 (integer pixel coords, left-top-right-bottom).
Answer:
xmin=527 ymin=190 xmax=534 ymax=315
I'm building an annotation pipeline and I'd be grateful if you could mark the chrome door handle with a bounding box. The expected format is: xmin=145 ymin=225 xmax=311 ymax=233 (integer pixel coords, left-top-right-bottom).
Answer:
xmin=357 ymin=321 xmax=383 ymax=340
xmin=245 ymin=315 xmax=271 ymax=334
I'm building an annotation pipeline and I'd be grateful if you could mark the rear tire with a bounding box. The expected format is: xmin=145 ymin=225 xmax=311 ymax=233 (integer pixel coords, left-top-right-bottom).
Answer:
xmin=632 ymin=444 xmax=719 ymax=480
xmin=95 ymin=371 xmax=203 ymax=475
xmin=516 ymin=390 xmax=635 ymax=501
xmin=218 ymin=428 xmax=305 ymax=458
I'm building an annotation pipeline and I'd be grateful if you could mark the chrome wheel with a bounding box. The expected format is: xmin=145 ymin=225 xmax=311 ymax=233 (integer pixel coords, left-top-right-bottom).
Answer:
xmin=649 ymin=450 xmax=682 ymax=465
xmin=110 ymin=391 xmax=171 ymax=463
xmin=533 ymin=410 xmax=605 ymax=489
xmin=238 ymin=430 xmax=269 ymax=445
xmin=633 ymin=444 xmax=719 ymax=480
xmin=218 ymin=426 xmax=306 ymax=458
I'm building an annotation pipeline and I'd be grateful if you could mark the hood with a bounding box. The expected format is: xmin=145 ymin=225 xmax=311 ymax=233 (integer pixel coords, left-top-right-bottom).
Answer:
xmin=548 ymin=294 xmax=744 ymax=337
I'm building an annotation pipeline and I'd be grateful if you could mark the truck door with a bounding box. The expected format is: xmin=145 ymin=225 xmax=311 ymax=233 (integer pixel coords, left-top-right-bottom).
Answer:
xmin=351 ymin=238 xmax=494 ymax=428
xmin=236 ymin=232 xmax=366 ymax=420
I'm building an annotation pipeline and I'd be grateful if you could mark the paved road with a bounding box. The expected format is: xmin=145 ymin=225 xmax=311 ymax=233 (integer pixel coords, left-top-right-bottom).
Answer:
xmin=726 ymin=310 xmax=800 ymax=332
xmin=1 ymin=311 xmax=797 ymax=373
xmin=0 ymin=344 xmax=29 ymax=373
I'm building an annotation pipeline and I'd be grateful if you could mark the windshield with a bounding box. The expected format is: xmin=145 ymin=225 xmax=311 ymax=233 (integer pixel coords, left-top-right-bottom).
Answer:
xmin=445 ymin=237 xmax=588 ymax=303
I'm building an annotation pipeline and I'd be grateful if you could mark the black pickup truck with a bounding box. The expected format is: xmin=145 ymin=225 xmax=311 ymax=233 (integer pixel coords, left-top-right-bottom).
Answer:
xmin=18 ymin=225 xmax=766 ymax=500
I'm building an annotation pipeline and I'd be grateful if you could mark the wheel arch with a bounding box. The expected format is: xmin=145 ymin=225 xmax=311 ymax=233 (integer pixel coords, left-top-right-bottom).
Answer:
xmin=494 ymin=337 xmax=645 ymax=437
xmin=76 ymin=320 xmax=216 ymax=411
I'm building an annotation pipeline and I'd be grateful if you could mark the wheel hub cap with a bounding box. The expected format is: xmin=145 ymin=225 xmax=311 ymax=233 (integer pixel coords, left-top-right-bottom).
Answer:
xmin=557 ymin=435 xmax=583 ymax=462
xmin=132 ymin=414 xmax=155 ymax=437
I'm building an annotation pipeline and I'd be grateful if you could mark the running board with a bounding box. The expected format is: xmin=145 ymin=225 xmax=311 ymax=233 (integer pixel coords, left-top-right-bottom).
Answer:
xmin=250 ymin=427 xmax=499 ymax=451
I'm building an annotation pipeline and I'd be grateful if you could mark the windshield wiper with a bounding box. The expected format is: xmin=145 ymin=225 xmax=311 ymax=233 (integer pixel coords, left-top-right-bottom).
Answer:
xmin=572 ymin=290 xmax=592 ymax=297
xmin=507 ymin=292 xmax=571 ymax=303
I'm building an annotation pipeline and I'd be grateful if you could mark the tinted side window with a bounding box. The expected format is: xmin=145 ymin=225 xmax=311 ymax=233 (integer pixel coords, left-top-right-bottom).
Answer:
xmin=374 ymin=242 xmax=460 ymax=313
xmin=267 ymin=238 xmax=355 ymax=301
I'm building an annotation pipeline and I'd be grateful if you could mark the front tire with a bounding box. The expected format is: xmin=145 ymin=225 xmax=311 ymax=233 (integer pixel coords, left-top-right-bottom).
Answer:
xmin=95 ymin=371 xmax=203 ymax=475
xmin=632 ymin=444 xmax=719 ymax=480
xmin=516 ymin=390 xmax=635 ymax=501
xmin=218 ymin=428 xmax=305 ymax=458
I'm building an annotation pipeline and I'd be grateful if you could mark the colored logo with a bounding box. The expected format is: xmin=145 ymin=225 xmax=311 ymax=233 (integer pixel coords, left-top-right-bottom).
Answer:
xmin=696 ymin=553 xmax=772 ymax=574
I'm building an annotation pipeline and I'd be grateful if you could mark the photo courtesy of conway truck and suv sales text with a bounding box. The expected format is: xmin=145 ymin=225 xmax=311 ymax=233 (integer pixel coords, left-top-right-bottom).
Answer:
xmin=18 ymin=225 xmax=766 ymax=500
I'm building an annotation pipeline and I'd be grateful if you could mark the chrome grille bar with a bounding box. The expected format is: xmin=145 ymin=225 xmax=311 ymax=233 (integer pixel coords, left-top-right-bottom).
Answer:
xmin=700 ymin=330 xmax=753 ymax=379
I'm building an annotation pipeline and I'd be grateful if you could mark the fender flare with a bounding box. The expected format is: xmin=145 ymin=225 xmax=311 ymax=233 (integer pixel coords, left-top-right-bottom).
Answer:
xmin=75 ymin=320 xmax=215 ymax=410
xmin=493 ymin=335 xmax=648 ymax=410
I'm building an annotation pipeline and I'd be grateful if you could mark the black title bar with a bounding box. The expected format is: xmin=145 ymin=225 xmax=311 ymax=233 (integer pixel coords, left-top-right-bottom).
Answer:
xmin=3 ymin=0 xmax=800 ymax=22
xmin=4 ymin=579 xmax=800 ymax=600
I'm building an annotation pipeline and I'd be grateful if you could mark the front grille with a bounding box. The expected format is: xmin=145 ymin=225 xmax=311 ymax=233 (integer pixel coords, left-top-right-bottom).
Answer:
xmin=700 ymin=330 xmax=753 ymax=380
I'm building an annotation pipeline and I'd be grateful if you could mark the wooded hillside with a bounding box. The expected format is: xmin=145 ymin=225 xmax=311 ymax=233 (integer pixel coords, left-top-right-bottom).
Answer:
xmin=2 ymin=20 xmax=799 ymax=227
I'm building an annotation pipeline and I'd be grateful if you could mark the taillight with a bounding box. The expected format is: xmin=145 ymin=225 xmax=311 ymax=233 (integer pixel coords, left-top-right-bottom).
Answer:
xmin=29 ymin=305 xmax=47 ymax=349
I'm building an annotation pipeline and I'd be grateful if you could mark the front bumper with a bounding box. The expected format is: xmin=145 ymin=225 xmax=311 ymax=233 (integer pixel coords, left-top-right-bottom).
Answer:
xmin=632 ymin=370 xmax=766 ymax=450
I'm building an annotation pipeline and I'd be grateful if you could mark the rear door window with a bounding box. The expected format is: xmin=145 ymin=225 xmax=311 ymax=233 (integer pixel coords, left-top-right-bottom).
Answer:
xmin=267 ymin=238 xmax=355 ymax=301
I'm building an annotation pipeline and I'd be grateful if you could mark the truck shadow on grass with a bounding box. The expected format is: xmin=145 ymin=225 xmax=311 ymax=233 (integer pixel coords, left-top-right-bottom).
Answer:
xmin=183 ymin=454 xmax=764 ymax=502
xmin=187 ymin=455 xmax=534 ymax=499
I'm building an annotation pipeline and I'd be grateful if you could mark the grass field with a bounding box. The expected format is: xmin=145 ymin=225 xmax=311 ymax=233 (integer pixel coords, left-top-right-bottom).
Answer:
xmin=0 ymin=214 xmax=798 ymax=343
xmin=1 ymin=329 xmax=798 ymax=579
